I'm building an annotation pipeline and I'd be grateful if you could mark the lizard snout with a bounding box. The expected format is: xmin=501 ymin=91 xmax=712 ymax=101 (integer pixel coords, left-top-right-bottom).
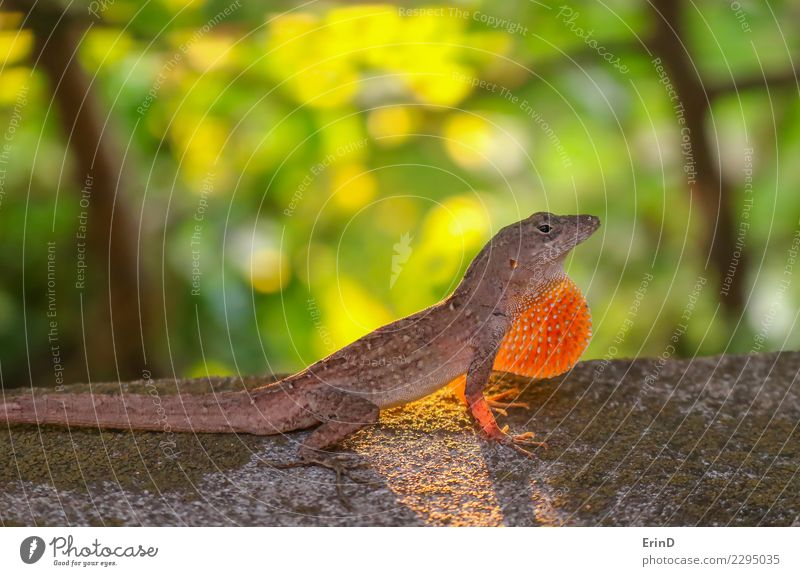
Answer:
xmin=574 ymin=214 xmax=601 ymax=238
xmin=583 ymin=214 xmax=600 ymax=230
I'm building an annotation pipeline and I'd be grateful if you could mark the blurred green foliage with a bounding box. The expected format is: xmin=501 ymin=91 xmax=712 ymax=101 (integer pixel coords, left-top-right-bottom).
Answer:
xmin=1 ymin=0 xmax=799 ymax=385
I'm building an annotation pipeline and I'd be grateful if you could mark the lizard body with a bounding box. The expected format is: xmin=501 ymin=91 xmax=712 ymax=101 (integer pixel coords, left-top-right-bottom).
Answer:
xmin=2 ymin=212 xmax=599 ymax=468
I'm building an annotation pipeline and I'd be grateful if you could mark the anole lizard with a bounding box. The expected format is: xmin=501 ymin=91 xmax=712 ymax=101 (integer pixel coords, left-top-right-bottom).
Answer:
xmin=2 ymin=212 xmax=599 ymax=477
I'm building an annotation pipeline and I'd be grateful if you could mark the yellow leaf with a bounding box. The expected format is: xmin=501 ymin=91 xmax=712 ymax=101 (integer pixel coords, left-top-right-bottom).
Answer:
xmin=0 ymin=67 xmax=30 ymax=106
xmin=0 ymin=30 xmax=32 ymax=66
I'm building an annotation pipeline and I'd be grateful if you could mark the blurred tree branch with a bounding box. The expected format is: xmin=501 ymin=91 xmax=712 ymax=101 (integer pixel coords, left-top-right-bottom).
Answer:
xmin=649 ymin=0 xmax=749 ymax=318
xmin=4 ymin=0 xmax=158 ymax=380
xmin=708 ymin=69 xmax=799 ymax=100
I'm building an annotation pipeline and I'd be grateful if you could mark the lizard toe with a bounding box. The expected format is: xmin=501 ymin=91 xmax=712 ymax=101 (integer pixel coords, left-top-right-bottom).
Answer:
xmin=486 ymin=388 xmax=531 ymax=414
xmin=485 ymin=428 xmax=547 ymax=458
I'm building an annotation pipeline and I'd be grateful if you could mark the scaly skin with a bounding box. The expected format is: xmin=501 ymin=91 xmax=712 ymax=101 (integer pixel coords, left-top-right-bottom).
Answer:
xmin=1 ymin=212 xmax=599 ymax=468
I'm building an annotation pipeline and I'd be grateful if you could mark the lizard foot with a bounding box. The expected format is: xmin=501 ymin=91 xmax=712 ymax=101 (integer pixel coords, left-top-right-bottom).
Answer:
xmin=488 ymin=426 xmax=548 ymax=458
xmin=485 ymin=388 xmax=530 ymax=417
xmin=261 ymin=454 xmax=368 ymax=505
xmin=467 ymin=393 xmax=545 ymax=458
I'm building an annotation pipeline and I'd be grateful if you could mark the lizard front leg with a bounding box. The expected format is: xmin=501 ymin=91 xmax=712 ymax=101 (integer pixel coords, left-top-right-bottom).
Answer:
xmin=465 ymin=317 xmax=546 ymax=457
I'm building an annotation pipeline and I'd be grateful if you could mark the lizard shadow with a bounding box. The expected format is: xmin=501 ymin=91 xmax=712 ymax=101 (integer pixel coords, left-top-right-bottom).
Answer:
xmin=476 ymin=441 xmax=545 ymax=526
xmin=476 ymin=375 xmax=566 ymax=526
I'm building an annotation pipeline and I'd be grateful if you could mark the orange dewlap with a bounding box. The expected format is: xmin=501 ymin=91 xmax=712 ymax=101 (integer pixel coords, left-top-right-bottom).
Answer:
xmin=494 ymin=276 xmax=592 ymax=379
xmin=451 ymin=276 xmax=592 ymax=399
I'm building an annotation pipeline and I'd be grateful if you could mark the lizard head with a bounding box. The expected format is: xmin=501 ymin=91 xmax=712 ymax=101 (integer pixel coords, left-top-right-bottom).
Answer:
xmin=460 ymin=212 xmax=600 ymax=297
xmin=517 ymin=211 xmax=600 ymax=262
xmin=490 ymin=212 xmax=600 ymax=270
xmin=506 ymin=211 xmax=599 ymax=280
xmin=456 ymin=211 xmax=599 ymax=303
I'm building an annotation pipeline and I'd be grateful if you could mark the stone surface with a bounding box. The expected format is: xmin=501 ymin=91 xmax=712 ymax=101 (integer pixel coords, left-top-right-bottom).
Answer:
xmin=1 ymin=351 xmax=799 ymax=526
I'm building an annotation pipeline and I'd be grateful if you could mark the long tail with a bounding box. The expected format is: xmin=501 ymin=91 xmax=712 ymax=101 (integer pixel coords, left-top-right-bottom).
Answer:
xmin=0 ymin=376 xmax=319 ymax=435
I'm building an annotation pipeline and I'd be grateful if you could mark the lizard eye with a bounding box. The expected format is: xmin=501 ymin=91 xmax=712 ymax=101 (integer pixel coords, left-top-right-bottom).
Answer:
xmin=537 ymin=224 xmax=552 ymax=234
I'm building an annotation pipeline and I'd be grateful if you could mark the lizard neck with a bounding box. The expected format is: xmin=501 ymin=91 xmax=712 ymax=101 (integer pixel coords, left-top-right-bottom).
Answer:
xmin=449 ymin=261 xmax=566 ymax=322
xmin=505 ymin=269 xmax=568 ymax=317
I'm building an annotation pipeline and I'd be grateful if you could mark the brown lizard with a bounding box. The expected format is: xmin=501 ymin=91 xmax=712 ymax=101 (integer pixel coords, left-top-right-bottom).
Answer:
xmin=2 ymin=212 xmax=599 ymax=477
